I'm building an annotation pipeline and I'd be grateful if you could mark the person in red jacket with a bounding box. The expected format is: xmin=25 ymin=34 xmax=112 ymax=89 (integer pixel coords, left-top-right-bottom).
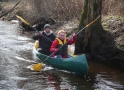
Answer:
xmin=50 ymin=30 xmax=77 ymax=58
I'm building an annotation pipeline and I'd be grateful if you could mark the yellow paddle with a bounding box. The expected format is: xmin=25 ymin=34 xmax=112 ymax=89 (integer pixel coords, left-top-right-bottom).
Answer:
xmin=76 ymin=15 xmax=101 ymax=35
xmin=16 ymin=15 xmax=40 ymax=32
xmin=33 ymin=48 xmax=56 ymax=71
xmin=16 ymin=15 xmax=53 ymax=42
xmin=32 ymin=16 xmax=101 ymax=72
xmin=32 ymin=62 xmax=43 ymax=71
xmin=16 ymin=15 xmax=30 ymax=25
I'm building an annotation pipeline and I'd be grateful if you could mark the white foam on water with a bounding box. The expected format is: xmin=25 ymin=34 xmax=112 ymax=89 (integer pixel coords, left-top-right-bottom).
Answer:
xmin=43 ymin=66 xmax=54 ymax=71
xmin=15 ymin=55 xmax=35 ymax=63
xmin=26 ymin=65 xmax=35 ymax=71
xmin=10 ymin=76 xmax=27 ymax=80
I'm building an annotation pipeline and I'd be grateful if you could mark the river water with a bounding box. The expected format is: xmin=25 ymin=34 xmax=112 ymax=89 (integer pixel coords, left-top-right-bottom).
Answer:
xmin=0 ymin=20 xmax=124 ymax=90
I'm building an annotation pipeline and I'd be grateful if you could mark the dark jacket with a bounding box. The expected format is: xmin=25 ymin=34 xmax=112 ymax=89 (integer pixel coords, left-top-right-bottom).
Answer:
xmin=55 ymin=38 xmax=68 ymax=55
xmin=33 ymin=31 xmax=56 ymax=55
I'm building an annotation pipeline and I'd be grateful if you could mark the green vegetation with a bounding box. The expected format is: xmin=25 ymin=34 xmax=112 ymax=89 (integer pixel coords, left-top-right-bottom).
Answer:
xmin=78 ymin=7 xmax=88 ymax=30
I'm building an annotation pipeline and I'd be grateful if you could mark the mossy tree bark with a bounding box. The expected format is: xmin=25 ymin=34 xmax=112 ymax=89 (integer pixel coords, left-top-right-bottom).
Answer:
xmin=75 ymin=0 xmax=104 ymax=59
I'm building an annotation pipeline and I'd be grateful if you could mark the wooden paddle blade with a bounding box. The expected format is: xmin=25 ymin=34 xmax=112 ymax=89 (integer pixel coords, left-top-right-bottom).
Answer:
xmin=32 ymin=63 xmax=43 ymax=71
xmin=16 ymin=15 xmax=30 ymax=25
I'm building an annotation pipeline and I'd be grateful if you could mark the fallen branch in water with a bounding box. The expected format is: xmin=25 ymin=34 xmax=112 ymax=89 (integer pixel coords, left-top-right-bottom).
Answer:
xmin=0 ymin=0 xmax=22 ymax=18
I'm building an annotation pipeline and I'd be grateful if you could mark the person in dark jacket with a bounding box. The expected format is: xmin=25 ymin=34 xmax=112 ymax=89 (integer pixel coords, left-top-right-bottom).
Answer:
xmin=33 ymin=24 xmax=56 ymax=55
xmin=50 ymin=30 xmax=77 ymax=58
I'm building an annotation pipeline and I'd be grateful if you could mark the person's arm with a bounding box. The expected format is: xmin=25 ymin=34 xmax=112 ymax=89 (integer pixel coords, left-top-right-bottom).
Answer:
xmin=67 ymin=34 xmax=77 ymax=45
xmin=50 ymin=40 xmax=59 ymax=52
xmin=32 ymin=31 xmax=42 ymax=40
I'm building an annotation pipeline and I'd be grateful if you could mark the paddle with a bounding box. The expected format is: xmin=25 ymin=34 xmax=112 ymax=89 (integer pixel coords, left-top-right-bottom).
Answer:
xmin=32 ymin=15 xmax=101 ymax=71
xmin=16 ymin=15 xmax=52 ymax=42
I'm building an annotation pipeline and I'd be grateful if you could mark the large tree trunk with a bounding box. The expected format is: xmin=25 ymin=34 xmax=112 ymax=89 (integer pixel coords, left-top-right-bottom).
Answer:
xmin=75 ymin=0 xmax=124 ymax=68
xmin=75 ymin=0 xmax=104 ymax=59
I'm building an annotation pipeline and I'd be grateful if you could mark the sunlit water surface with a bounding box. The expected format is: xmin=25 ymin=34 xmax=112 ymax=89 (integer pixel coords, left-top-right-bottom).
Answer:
xmin=0 ymin=20 xmax=124 ymax=90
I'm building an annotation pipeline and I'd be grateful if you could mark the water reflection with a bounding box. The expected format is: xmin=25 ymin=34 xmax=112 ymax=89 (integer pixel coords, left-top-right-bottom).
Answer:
xmin=88 ymin=61 xmax=124 ymax=90
xmin=95 ymin=74 xmax=124 ymax=89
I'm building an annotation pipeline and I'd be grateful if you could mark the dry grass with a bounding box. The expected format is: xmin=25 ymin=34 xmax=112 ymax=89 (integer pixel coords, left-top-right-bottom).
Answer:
xmin=0 ymin=0 xmax=84 ymax=24
xmin=102 ymin=0 xmax=124 ymax=16
xmin=102 ymin=15 xmax=124 ymax=50
xmin=0 ymin=0 xmax=124 ymax=25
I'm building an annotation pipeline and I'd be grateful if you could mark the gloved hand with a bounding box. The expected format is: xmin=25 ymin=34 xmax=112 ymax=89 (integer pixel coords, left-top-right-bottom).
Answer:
xmin=38 ymin=31 xmax=42 ymax=36
xmin=54 ymin=48 xmax=59 ymax=52
xmin=73 ymin=34 xmax=77 ymax=40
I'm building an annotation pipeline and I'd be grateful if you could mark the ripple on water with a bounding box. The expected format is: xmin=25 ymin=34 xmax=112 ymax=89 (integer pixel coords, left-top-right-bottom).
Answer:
xmin=94 ymin=73 xmax=124 ymax=90
xmin=10 ymin=76 xmax=28 ymax=80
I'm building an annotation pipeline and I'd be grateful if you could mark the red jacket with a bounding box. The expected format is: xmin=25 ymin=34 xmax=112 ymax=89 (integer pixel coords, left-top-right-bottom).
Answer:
xmin=50 ymin=34 xmax=77 ymax=58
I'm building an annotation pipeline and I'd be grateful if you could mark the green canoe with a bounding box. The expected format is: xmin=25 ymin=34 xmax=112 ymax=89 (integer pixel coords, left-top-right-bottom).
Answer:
xmin=33 ymin=42 xmax=88 ymax=75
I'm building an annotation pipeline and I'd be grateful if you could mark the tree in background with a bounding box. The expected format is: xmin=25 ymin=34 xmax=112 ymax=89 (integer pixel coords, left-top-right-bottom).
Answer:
xmin=75 ymin=0 xmax=105 ymax=59
xmin=75 ymin=0 xmax=124 ymax=64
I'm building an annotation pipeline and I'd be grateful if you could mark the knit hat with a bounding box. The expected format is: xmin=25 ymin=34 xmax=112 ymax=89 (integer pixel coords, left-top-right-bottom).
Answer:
xmin=44 ymin=24 xmax=51 ymax=29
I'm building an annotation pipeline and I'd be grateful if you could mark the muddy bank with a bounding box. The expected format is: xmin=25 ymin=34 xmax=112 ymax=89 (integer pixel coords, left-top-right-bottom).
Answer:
xmin=100 ymin=16 xmax=124 ymax=67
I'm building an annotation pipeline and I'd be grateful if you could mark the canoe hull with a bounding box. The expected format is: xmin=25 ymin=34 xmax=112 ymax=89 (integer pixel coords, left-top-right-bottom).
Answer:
xmin=36 ymin=52 xmax=88 ymax=75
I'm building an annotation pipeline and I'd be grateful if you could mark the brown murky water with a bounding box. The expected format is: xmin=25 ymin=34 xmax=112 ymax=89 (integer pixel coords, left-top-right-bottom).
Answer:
xmin=0 ymin=20 xmax=124 ymax=90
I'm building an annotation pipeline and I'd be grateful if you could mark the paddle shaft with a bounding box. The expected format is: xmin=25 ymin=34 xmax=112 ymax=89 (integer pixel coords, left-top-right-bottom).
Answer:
xmin=42 ymin=15 xmax=101 ymax=63
xmin=76 ymin=15 xmax=100 ymax=35
xmin=16 ymin=15 xmax=52 ymax=42
xmin=31 ymin=27 xmax=52 ymax=42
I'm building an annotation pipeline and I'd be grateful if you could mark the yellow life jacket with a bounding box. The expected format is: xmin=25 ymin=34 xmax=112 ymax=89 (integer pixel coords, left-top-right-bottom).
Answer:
xmin=55 ymin=38 xmax=68 ymax=55
xmin=34 ymin=40 xmax=39 ymax=50
xmin=56 ymin=38 xmax=66 ymax=45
